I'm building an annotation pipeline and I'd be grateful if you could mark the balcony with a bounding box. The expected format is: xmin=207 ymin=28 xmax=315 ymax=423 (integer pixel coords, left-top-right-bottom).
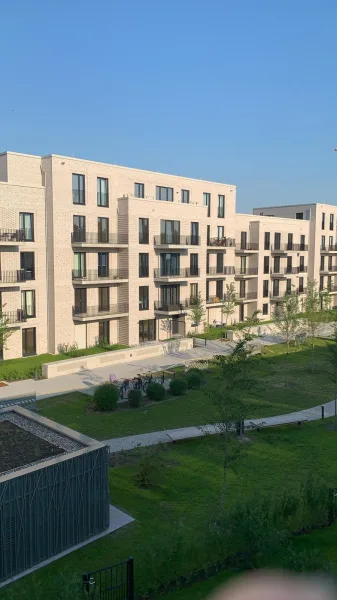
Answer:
xmin=286 ymin=244 xmax=308 ymax=252
xmin=153 ymin=235 xmax=200 ymax=247
xmin=72 ymin=269 xmax=128 ymax=284
xmin=321 ymin=245 xmax=337 ymax=253
xmin=235 ymin=243 xmax=259 ymax=253
xmin=320 ymin=285 xmax=337 ymax=294
xmin=270 ymin=266 xmax=307 ymax=276
xmin=153 ymin=268 xmax=200 ymax=281
xmin=271 ymin=244 xmax=288 ymax=253
xmin=0 ymin=229 xmax=29 ymax=245
xmin=72 ymin=303 xmax=129 ymax=322
xmin=320 ymin=265 xmax=337 ymax=274
xmin=206 ymin=295 xmax=227 ymax=305
xmin=207 ymin=237 xmax=236 ymax=248
xmin=235 ymin=268 xmax=258 ymax=278
xmin=206 ymin=266 xmax=235 ymax=277
xmin=270 ymin=289 xmax=307 ymax=301
xmin=71 ymin=232 xmax=128 ymax=247
xmin=154 ymin=297 xmax=198 ymax=314
xmin=236 ymin=291 xmax=258 ymax=302
xmin=0 ymin=270 xmax=26 ymax=287
xmin=2 ymin=310 xmax=27 ymax=325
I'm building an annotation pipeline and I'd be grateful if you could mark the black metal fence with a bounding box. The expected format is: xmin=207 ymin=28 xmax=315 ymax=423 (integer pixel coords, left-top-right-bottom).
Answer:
xmin=83 ymin=558 xmax=134 ymax=600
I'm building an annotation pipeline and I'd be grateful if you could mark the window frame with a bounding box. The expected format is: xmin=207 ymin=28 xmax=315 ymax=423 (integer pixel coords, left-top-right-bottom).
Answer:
xmin=156 ymin=186 xmax=173 ymax=202
xmin=97 ymin=177 xmax=109 ymax=207
xmin=72 ymin=173 xmax=85 ymax=205
xmin=139 ymin=218 xmax=149 ymax=244
xmin=22 ymin=327 xmax=36 ymax=357
xmin=181 ymin=189 xmax=190 ymax=204
xmin=217 ymin=194 xmax=225 ymax=218
xmin=21 ymin=289 xmax=36 ymax=319
xmin=134 ymin=183 xmax=145 ymax=199
xmin=139 ymin=285 xmax=149 ymax=311
xmin=203 ymin=192 xmax=211 ymax=217
xmin=139 ymin=253 xmax=149 ymax=278
xmin=19 ymin=212 xmax=34 ymax=242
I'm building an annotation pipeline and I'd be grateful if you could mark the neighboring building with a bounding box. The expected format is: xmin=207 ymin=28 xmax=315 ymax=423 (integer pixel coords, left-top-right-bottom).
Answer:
xmin=0 ymin=151 xmax=332 ymax=359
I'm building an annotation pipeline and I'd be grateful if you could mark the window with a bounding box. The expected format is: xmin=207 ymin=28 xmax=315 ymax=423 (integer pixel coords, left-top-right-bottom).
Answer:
xmin=98 ymin=217 xmax=109 ymax=243
xmin=72 ymin=173 xmax=85 ymax=205
xmin=160 ymin=253 xmax=180 ymax=276
xmin=161 ymin=285 xmax=180 ymax=308
xmin=190 ymin=283 xmax=198 ymax=300
xmin=287 ymin=233 xmax=293 ymax=250
xmin=322 ymin=212 xmax=325 ymax=229
xmin=99 ymin=287 xmax=109 ymax=311
xmin=73 ymin=215 xmax=86 ymax=242
xmin=216 ymin=252 xmax=224 ymax=274
xmin=191 ymin=222 xmax=199 ymax=245
xmin=216 ymin=280 xmax=223 ymax=299
xmin=20 ymin=252 xmax=35 ymax=280
xmin=329 ymin=236 xmax=334 ymax=249
xmin=97 ymin=177 xmax=109 ymax=206
xmin=274 ymin=232 xmax=281 ymax=250
xmin=190 ymin=254 xmax=199 ymax=276
xmin=263 ymin=280 xmax=269 ymax=298
xmin=286 ymin=279 xmax=292 ymax=295
xmin=139 ymin=253 xmax=149 ymax=277
xmin=139 ymin=319 xmax=156 ymax=343
xmin=181 ymin=189 xmax=190 ymax=204
xmin=134 ymin=183 xmax=145 ymax=199
xmin=296 ymin=213 xmax=303 ymax=220
xmin=99 ymin=321 xmax=110 ymax=344
xmin=74 ymin=288 xmax=87 ymax=313
xmin=320 ymin=276 xmax=324 ymax=291
xmin=156 ymin=186 xmax=173 ymax=202
xmin=274 ymin=256 xmax=280 ymax=273
xmin=239 ymin=280 xmax=246 ymax=298
xmin=263 ymin=256 xmax=269 ymax=274
xmin=160 ymin=220 xmax=180 ymax=244
xmin=207 ymin=225 xmax=210 ymax=245
xmin=206 ymin=280 xmax=210 ymax=301
xmin=73 ymin=252 xmax=86 ymax=278
xmin=273 ymin=280 xmax=280 ymax=297
xmin=217 ymin=226 xmax=224 ymax=240
xmin=330 ymin=214 xmax=334 ymax=231
xmin=300 ymin=235 xmax=305 ymax=250
xmin=19 ymin=213 xmax=34 ymax=241
xmin=139 ymin=218 xmax=149 ymax=244
xmin=263 ymin=303 xmax=268 ymax=315
xmin=321 ymin=255 xmax=325 ymax=271
xmin=98 ymin=252 xmax=109 ymax=277
xmin=264 ymin=232 xmax=270 ymax=250
xmin=218 ymin=195 xmax=225 ymax=218
xmin=240 ymin=256 xmax=247 ymax=274
xmin=287 ymin=256 xmax=292 ymax=273
xmin=21 ymin=290 xmax=35 ymax=318
xmin=321 ymin=235 xmax=326 ymax=250
xmin=22 ymin=327 xmax=36 ymax=356
xmin=328 ymin=275 xmax=332 ymax=289
xmin=203 ymin=193 xmax=211 ymax=217
xmin=241 ymin=231 xmax=247 ymax=249
xmin=206 ymin=253 xmax=210 ymax=274
xmin=328 ymin=255 xmax=333 ymax=271
xmin=139 ymin=286 xmax=149 ymax=310
xmin=299 ymin=256 xmax=305 ymax=272
xmin=299 ymin=277 xmax=304 ymax=293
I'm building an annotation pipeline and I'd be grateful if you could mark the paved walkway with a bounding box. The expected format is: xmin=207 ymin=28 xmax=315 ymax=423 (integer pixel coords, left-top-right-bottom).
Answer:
xmin=103 ymin=399 xmax=336 ymax=453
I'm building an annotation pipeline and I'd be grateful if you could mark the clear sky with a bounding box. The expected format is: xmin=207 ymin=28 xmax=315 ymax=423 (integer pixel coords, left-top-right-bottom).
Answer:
xmin=1 ymin=0 xmax=337 ymax=212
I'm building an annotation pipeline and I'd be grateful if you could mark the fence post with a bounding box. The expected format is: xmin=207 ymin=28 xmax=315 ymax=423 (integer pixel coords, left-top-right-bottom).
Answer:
xmin=322 ymin=406 xmax=325 ymax=420
xmin=127 ymin=557 xmax=134 ymax=600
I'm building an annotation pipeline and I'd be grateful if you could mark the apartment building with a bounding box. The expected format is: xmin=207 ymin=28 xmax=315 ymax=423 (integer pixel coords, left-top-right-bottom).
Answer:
xmin=0 ymin=151 xmax=330 ymax=360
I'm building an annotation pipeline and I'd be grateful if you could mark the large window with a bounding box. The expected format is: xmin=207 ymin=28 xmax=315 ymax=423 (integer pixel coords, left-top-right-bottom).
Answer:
xmin=22 ymin=327 xmax=36 ymax=357
xmin=274 ymin=232 xmax=281 ymax=250
xmin=241 ymin=231 xmax=247 ymax=249
xmin=191 ymin=222 xmax=199 ymax=245
xmin=139 ymin=286 xmax=149 ymax=311
xmin=263 ymin=256 xmax=269 ymax=274
xmin=300 ymin=235 xmax=305 ymax=250
xmin=330 ymin=214 xmax=334 ymax=231
xmin=73 ymin=215 xmax=86 ymax=242
xmin=239 ymin=280 xmax=246 ymax=298
xmin=19 ymin=213 xmax=34 ymax=241
xmin=181 ymin=189 xmax=190 ymax=204
xmin=190 ymin=283 xmax=198 ymax=300
xmin=98 ymin=252 xmax=109 ymax=277
xmin=299 ymin=255 xmax=305 ymax=272
xmin=20 ymin=252 xmax=35 ymax=280
xmin=287 ymin=233 xmax=293 ymax=250
xmin=21 ymin=290 xmax=35 ymax=318
xmin=160 ymin=220 xmax=180 ymax=244
xmin=322 ymin=212 xmax=325 ymax=229
xmin=99 ymin=287 xmax=109 ymax=311
xmin=321 ymin=235 xmax=326 ymax=249
xmin=190 ymin=253 xmax=199 ymax=276
xmin=98 ymin=217 xmax=109 ymax=243
xmin=320 ymin=255 xmax=325 ymax=271
xmin=263 ymin=280 xmax=269 ymax=298
xmin=274 ymin=256 xmax=280 ymax=273
xmin=72 ymin=174 xmax=85 ymax=205
xmin=97 ymin=177 xmax=109 ymax=207
xmin=139 ymin=319 xmax=156 ymax=343
xmin=286 ymin=279 xmax=292 ymax=294
xmin=287 ymin=256 xmax=292 ymax=273
xmin=139 ymin=218 xmax=149 ymax=244
xmin=134 ymin=183 xmax=144 ymax=198
xmin=160 ymin=253 xmax=180 ymax=276
xmin=218 ymin=195 xmax=225 ymax=218
xmin=299 ymin=277 xmax=304 ymax=293
xmin=203 ymin=193 xmax=211 ymax=217
xmin=240 ymin=256 xmax=247 ymax=274
xmin=73 ymin=252 xmax=86 ymax=278
xmin=263 ymin=303 xmax=268 ymax=315
xmin=216 ymin=280 xmax=223 ymax=299
xmin=264 ymin=232 xmax=270 ymax=250
xmin=296 ymin=212 xmax=303 ymax=220
xmin=273 ymin=279 xmax=280 ymax=297
xmin=99 ymin=321 xmax=110 ymax=344
xmin=161 ymin=285 xmax=180 ymax=307
xmin=156 ymin=186 xmax=173 ymax=202
xmin=139 ymin=253 xmax=149 ymax=277
xmin=329 ymin=236 xmax=334 ymax=249
xmin=74 ymin=288 xmax=87 ymax=313
xmin=217 ymin=226 xmax=224 ymax=240
xmin=216 ymin=252 xmax=224 ymax=273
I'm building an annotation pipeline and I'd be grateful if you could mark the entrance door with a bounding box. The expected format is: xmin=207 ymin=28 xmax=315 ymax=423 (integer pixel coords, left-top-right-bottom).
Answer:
xmin=139 ymin=319 xmax=156 ymax=343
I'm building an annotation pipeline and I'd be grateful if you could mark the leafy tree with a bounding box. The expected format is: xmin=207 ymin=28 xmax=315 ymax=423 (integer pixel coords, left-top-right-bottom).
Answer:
xmin=272 ymin=292 xmax=303 ymax=355
xmin=322 ymin=282 xmax=332 ymax=312
xmin=188 ymin=291 xmax=205 ymax=333
xmin=221 ymin=282 xmax=236 ymax=325
xmin=160 ymin=317 xmax=172 ymax=339
xmin=304 ymin=279 xmax=322 ymax=371
xmin=0 ymin=306 xmax=13 ymax=356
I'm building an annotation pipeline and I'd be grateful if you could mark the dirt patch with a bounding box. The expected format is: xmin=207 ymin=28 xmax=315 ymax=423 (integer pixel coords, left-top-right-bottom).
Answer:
xmin=0 ymin=381 xmax=8 ymax=387
xmin=0 ymin=420 xmax=64 ymax=474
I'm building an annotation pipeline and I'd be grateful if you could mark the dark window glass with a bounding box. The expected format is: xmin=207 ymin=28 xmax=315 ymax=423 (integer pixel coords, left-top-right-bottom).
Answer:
xmin=19 ymin=213 xmax=34 ymax=241
xmin=299 ymin=256 xmax=305 ymax=271
xmin=217 ymin=226 xmax=224 ymax=240
xmin=99 ymin=287 xmax=109 ymax=311
xmin=190 ymin=283 xmax=198 ymax=300
xmin=322 ymin=212 xmax=325 ymax=229
xmin=139 ymin=319 xmax=156 ymax=342
xmin=263 ymin=280 xmax=269 ymax=298
xmin=330 ymin=214 xmax=334 ymax=231
xmin=161 ymin=285 xmax=180 ymax=306
xmin=191 ymin=222 xmax=199 ymax=244
xmin=190 ymin=253 xmax=199 ymax=275
xmin=274 ymin=256 xmax=280 ymax=273
xmin=73 ymin=252 xmax=86 ymax=278
xmin=263 ymin=256 xmax=269 ymax=274
xmin=20 ymin=252 xmax=35 ymax=280
xmin=134 ymin=183 xmax=144 ymax=198
xmin=273 ymin=279 xmax=280 ymax=297
xmin=286 ymin=279 xmax=292 ymax=294
xmin=139 ymin=218 xmax=149 ymax=244
xmin=328 ymin=255 xmax=332 ymax=270
xmin=321 ymin=255 xmax=325 ymax=271
xmin=73 ymin=215 xmax=86 ymax=242
xmin=329 ymin=236 xmax=334 ymax=249
xmin=139 ymin=286 xmax=149 ymax=310
xmin=160 ymin=253 xmax=180 ymax=276
xmin=72 ymin=174 xmax=85 ymax=205
xmin=264 ymin=232 xmax=270 ymax=250
xmin=321 ymin=235 xmax=326 ymax=249
xmin=156 ymin=186 xmax=173 ymax=202
xmin=296 ymin=213 xmax=303 ymax=219
xmin=21 ymin=290 xmax=35 ymax=318
xmin=203 ymin=193 xmax=211 ymax=217
xmin=239 ymin=280 xmax=246 ymax=297
xmin=263 ymin=303 xmax=268 ymax=315
xmin=287 ymin=233 xmax=293 ymax=250
xmin=216 ymin=280 xmax=223 ymax=299
xmin=287 ymin=256 xmax=292 ymax=273
xmin=320 ymin=276 xmax=324 ymax=291
xmin=216 ymin=252 xmax=224 ymax=273
xmin=97 ymin=178 xmax=109 ymax=206
xmin=98 ymin=252 xmax=109 ymax=277
xmin=241 ymin=231 xmax=247 ymax=249
xmin=300 ymin=235 xmax=305 ymax=250
xmin=99 ymin=320 xmax=110 ymax=344
xmin=240 ymin=256 xmax=247 ymax=274
xmin=218 ymin=195 xmax=225 ymax=218
xmin=74 ymin=288 xmax=87 ymax=313
xmin=160 ymin=220 xmax=180 ymax=244
xmin=98 ymin=217 xmax=109 ymax=243
xmin=22 ymin=327 xmax=36 ymax=356
xmin=274 ymin=232 xmax=281 ymax=250
xmin=139 ymin=253 xmax=149 ymax=277
xmin=181 ymin=189 xmax=190 ymax=204
xmin=299 ymin=277 xmax=304 ymax=293
xmin=207 ymin=225 xmax=210 ymax=245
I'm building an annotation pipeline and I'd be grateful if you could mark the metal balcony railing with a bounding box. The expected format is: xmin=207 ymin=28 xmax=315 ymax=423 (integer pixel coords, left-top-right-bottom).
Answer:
xmin=72 ymin=304 xmax=129 ymax=318
xmin=235 ymin=243 xmax=259 ymax=251
xmin=153 ymin=268 xmax=200 ymax=279
xmin=321 ymin=245 xmax=337 ymax=252
xmin=235 ymin=268 xmax=258 ymax=276
xmin=153 ymin=235 xmax=200 ymax=246
xmin=320 ymin=265 xmax=337 ymax=273
xmin=207 ymin=266 xmax=235 ymax=276
xmin=154 ymin=297 xmax=198 ymax=312
xmin=72 ymin=269 xmax=128 ymax=281
xmin=207 ymin=237 xmax=236 ymax=247
xmin=71 ymin=232 xmax=128 ymax=245
xmin=286 ymin=243 xmax=308 ymax=251
xmin=0 ymin=270 xmax=26 ymax=284
xmin=237 ymin=291 xmax=258 ymax=300
xmin=270 ymin=266 xmax=307 ymax=275
xmin=206 ymin=295 xmax=227 ymax=304
xmin=2 ymin=310 xmax=27 ymax=324
xmin=0 ymin=229 xmax=28 ymax=243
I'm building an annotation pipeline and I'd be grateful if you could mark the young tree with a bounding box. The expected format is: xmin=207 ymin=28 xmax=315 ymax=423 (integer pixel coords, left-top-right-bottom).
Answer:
xmin=0 ymin=306 xmax=13 ymax=355
xmin=304 ymin=279 xmax=322 ymax=371
xmin=160 ymin=317 xmax=172 ymax=340
xmin=221 ymin=282 xmax=236 ymax=325
xmin=271 ymin=292 xmax=303 ymax=385
xmin=322 ymin=284 xmax=332 ymax=313
xmin=188 ymin=291 xmax=205 ymax=333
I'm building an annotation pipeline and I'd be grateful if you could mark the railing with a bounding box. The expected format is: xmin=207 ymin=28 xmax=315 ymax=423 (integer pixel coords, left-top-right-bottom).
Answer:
xmin=207 ymin=237 xmax=236 ymax=247
xmin=0 ymin=229 xmax=28 ymax=242
xmin=207 ymin=266 xmax=235 ymax=276
xmin=154 ymin=235 xmax=200 ymax=246
xmin=154 ymin=268 xmax=200 ymax=278
xmin=286 ymin=243 xmax=308 ymax=251
xmin=237 ymin=291 xmax=258 ymax=300
xmin=320 ymin=265 xmax=337 ymax=273
xmin=271 ymin=244 xmax=288 ymax=252
xmin=154 ymin=297 xmax=198 ymax=312
xmin=206 ymin=295 xmax=227 ymax=304
xmin=321 ymin=245 xmax=337 ymax=252
xmin=235 ymin=243 xmax=259 ymax=251
xmin=270 ymin=266 xmax=307 ymax=275
xmin=2 ymin=310 xmax=27 ymax=324
xmin=0 ymin=270 xmax=26 ymax=283
xmin=71 ymin=232 xmax=128 ymax=244
xmin=72 ymin=303 xmax=129 ymax=318
xmin=297 ymin=287 xmax=308 ymax=295
xmin=72 ymin=269 xmax=128 ymax=280
xmin=235 ymin=268 xmax=258 ymax=276
xmin=271 ymin=289 xmax=308 ymax=299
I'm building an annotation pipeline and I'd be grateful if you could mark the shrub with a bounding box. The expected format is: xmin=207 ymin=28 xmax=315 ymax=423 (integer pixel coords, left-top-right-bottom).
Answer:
xmin=134 ymin=445 xmax=166 ymax=488
xmin=147 ymin=382 xmax=166 ymax=402
xmin=1 ymin=369 xmax=21 ymax=381
xmin=169 ymin=378 xmax=187 ymax=396
xmin=186 ymin=370 xmax=203 ymax=389
xmin=128 ymin=389 xmax=143 ymax=408
xmin=94 ymin=383 xmax=119 ymax=411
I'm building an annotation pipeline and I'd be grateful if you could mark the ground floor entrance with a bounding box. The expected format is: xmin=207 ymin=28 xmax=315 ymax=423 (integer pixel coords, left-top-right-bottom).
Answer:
xmin=139 ymin=319 xmax=156 ymax=343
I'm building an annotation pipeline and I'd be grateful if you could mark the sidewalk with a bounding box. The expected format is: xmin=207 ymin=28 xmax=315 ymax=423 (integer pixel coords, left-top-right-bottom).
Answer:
xmin=104 ymin=400 xmax=336 ymax=453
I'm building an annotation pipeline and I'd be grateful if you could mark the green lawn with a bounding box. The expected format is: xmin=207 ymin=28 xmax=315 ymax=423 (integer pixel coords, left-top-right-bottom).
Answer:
xmin=39 ymin=339 xmax=335 ymax=440
xmin=5 ymin=419 xmax=337 ymax=599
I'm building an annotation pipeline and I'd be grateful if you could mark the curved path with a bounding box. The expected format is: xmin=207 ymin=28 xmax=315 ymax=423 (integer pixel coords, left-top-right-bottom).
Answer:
xmin=104 ymin=399 xmax=336 ymax=453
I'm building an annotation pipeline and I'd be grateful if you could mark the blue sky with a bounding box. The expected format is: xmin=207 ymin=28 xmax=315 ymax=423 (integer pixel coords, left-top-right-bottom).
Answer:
xmin=1 ymin=0 xmax=337 ymax=212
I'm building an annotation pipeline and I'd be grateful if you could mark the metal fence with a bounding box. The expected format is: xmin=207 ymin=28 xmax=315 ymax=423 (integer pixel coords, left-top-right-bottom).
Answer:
xmin=83 ymin=558 xmax=134 ymax=600
xmin=0 ymin=393 xmax=37 ymax=412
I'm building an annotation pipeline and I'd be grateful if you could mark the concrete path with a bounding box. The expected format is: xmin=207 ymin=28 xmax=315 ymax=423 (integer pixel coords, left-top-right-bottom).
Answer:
xmin=103 ymin=399 xmax=336 ymax=453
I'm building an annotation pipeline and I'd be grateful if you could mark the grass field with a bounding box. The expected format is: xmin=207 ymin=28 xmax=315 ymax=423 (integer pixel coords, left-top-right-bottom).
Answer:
xmin=4 ymin=418 xmax=337 ymax=599
xmin=39 ymin=339 xmax=335 ymax=440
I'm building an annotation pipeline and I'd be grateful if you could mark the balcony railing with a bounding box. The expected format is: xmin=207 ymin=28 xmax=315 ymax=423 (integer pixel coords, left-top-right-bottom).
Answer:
xmin=207 ymin=237 xmax=236 ymax=247
xmin=321 ymin=245 xmax=337 ymax=252
xmin=235 ymin=268 xmax=258 ymax=276
xmin=71 ymin=232 xmax=128 ymax=245
xmin=72 ymin=304 xmax=129 ymax=318
xmin=237 ymin=291 xmax=258 ymax=301
xmin=235 ymin=243 xmax=259 ymax=252
xmin=207 ymin=266 xmax=235 ymax=276
xmin=153 ymin=235 xmax=200 ymax=246
xmin=154 ymin=297 xmax=198 ymax=312
xmin=270 ymin=266 xmax=307 ymax=275
xmin=154 ymin=268 xmax=200 ymax=279
xmin=2 ymin=310 xmax=27 ymax=324
xmin=0 ymin=270 xmax=26 ymax=284
xmin=206 ymin=295 xmax=227 ymax=304
xmin=270 ymin=289 xmax=308 ymax=300
xmin=286 ymin=243 xmax=308 ymax=251
xmin=320 ymin=265 xmax=337 ymax=273
xmin=0 ymin=229 xmax=28 ymax=243
xmin=72 ymin=269 xmax=128 ymax=281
